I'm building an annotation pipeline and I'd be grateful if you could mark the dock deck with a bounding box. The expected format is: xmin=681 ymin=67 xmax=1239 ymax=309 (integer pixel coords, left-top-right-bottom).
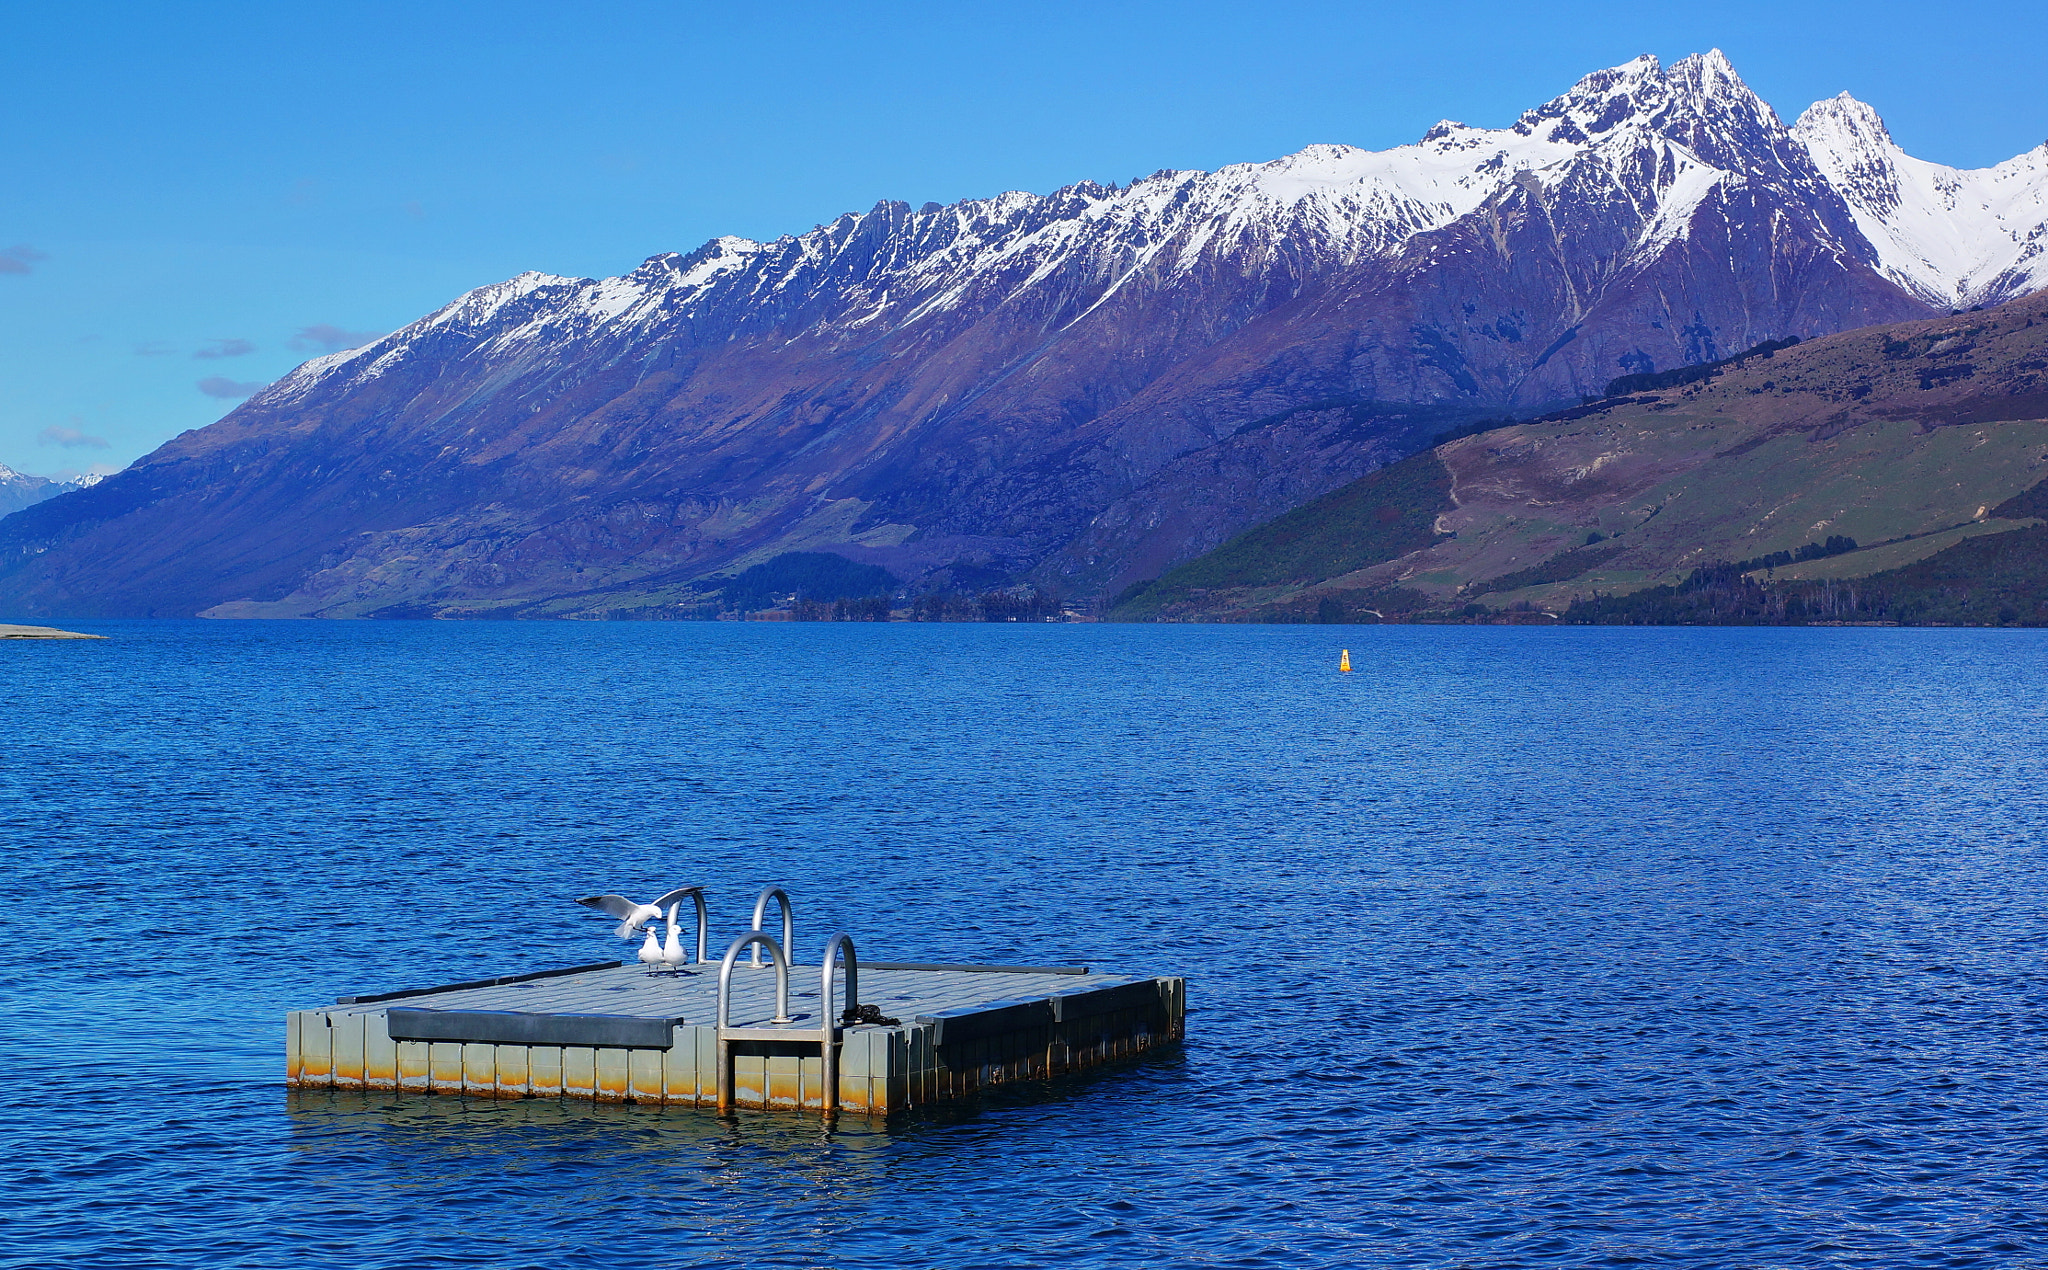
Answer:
xmin=288 ymin=957 xmax=1185 ymax=1114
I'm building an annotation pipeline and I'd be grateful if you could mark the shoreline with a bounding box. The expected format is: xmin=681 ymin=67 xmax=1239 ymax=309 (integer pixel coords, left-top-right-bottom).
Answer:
xmin=0 ymin=623 xmax=103 ymax=640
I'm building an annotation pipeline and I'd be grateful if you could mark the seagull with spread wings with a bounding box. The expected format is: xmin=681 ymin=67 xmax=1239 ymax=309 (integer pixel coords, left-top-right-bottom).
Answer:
xmin=576 ymin=887 xmax=701 ymax=939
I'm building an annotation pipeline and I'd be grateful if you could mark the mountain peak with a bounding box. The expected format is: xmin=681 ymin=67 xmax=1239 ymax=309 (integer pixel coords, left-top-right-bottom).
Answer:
xmin=1793 ymin=89 xmax=2048 ymax=307
xmin=1509 ymin=49 xmax=1780 ymax=155
xmin=1669 ymin=48 xmax=1740 ymax=85
xmin=1792 ymin=92 xmax=1894 ymax=148
xmin=1512 ymin=54 xmax=1659 ymax=142
xmin=1662 ymin=49 xmax=1783 ymax=134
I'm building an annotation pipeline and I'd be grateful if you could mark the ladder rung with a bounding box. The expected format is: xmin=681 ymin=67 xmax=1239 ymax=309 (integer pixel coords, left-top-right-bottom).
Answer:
xmin=718 ymin=1026 xmax=836 ymax=1043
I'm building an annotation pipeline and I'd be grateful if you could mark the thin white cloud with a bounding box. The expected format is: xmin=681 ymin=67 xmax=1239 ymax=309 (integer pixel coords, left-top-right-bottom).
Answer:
xmin=290 ymin=323 xmax=384 ymax=353
xmin=0 ymin=244 xmax=50 ymax=276
xmin=38 ymin=424 xmax=110 ymax=449
xmin=194 ymin=338 xmax=257 ymax=359
xmin=197 ymin=376 xmax=268 ymax=399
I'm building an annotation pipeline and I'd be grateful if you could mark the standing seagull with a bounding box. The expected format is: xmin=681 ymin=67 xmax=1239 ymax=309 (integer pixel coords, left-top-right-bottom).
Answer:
xmin=660 ymin=902 xmax=688 ymax=972
xmin=577 ymin=887 xmax=702 ymax=939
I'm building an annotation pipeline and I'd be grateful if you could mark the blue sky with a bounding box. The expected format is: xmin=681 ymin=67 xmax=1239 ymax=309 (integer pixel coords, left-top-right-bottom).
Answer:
xmin=3 ymin=0 xmax=2043 ymax=478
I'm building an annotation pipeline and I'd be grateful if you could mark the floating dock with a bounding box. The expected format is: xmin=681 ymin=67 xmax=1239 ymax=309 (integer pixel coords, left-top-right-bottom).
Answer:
xmin=287 ymin=922 xmax=1184 ymax=1114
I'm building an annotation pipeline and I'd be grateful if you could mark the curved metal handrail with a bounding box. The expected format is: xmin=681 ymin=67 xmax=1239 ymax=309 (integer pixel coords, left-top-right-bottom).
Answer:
xmin=715 ymin=931 xmax=792 ymax=1115
xmin=717 ymin=932 xmax=793 ymax=1028
xmin=749 ymin=885 xmax=793 ymax=968
xmin=669 ymin=886 xmax=710 ymax=964
xmin=819 ymin=932 xmax=857 ymax=1116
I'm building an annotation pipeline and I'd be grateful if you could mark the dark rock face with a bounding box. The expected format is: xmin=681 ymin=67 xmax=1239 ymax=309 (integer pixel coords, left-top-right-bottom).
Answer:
xmin=0 ymin=52 xmax=2006 ymax=618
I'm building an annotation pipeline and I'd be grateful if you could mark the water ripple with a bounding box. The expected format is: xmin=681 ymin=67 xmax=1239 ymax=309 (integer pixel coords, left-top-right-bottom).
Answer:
xmin=3 ymin=621 xmax=2046 ymax=1266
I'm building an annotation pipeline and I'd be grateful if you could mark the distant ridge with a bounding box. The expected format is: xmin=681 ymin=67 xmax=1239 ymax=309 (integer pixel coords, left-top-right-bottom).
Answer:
xmin=0 ymin=465 xmax=96 ymax=520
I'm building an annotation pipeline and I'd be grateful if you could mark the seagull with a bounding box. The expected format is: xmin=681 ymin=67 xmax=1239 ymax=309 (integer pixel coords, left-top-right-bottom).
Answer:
xmin=660 ymin=902 xmax=688 ymax=971
xmin=638 ymin=925 xmax=665 ymax=972
xmin=576 ymin=887 xmax=702 ymax=939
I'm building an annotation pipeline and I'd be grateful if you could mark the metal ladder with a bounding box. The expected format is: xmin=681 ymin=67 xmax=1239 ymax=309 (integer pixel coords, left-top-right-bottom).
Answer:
xmin=714 ymin=886 xmax=861 ymax=1116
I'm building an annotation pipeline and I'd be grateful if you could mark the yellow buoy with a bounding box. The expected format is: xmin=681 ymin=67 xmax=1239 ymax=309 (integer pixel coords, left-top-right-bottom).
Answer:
xmin=1339 ymin=649 xmax=1352 ymax=673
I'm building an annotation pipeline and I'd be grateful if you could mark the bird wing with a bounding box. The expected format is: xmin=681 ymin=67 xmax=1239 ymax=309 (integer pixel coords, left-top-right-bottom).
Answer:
xmin=577 ymin=894 xmax=642 ymax=919
xmin=651 ymin=885 xmax=703 ymax=910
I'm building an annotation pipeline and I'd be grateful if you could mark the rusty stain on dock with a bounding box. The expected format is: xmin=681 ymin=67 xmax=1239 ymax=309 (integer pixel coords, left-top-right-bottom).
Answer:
xmin=288 ymin=959 xmax=1185 ymax=1114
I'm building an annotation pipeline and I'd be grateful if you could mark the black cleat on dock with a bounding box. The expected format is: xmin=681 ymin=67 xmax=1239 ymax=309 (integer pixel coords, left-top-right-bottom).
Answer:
xmin=287 ymin=896 xmax=1185 ymax=1115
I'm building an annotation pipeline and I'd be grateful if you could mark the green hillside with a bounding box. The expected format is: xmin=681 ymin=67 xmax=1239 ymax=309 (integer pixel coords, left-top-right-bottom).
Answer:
xmin=1109 ymin=453 xmax=1454 ymax=621
xmin=1108 ymin=291 xmax=2048 ymax=626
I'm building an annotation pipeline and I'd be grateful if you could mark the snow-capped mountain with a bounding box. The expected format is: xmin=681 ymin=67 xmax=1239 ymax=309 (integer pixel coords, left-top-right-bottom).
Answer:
xmin=3 ymin=51 xmax=2042 ymax=620
xmin=1795 ymin=93 xmax=2048 ymax=309
xmin=0 ymin=465 xmax=95 ymax=519
xmin=274 ymin=52 xmax=1899 ymax=415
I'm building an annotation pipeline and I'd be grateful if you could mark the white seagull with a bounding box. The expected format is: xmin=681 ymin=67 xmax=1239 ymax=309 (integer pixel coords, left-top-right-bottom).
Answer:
xmin=660 ymin=902 xmax=688 ymax=971
xmin=638 ymin=924 xmax=665 ymax=971
xmin=576 ymin=887 xmax=701 ymax=939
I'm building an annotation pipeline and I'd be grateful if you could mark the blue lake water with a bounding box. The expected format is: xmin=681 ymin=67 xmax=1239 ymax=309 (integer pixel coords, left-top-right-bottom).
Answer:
xmin=4 ymin=620 xmax=2047 ymax=1268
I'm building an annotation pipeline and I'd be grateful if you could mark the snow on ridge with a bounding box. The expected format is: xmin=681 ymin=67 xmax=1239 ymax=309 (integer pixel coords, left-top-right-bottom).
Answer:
xmin=261 ymin=342 xmax=389 ymax=404
xmin=423 ymin=271 xmax=582 ymax=329
xmin=250 ymin=50 xmax=2048 ymax=392
xmin=1622 ymin=155 xmax=1733 ymax=267
xmin=0 ymin=462 xmax=111 ymax=491
xmin=260 ymin=78 xmax=1746 ymax=405
xmin=673 ymin=236 xmax=765 ymax=290
xmin=564 ymin=52 xmax=1795 ymax=328
xmin=957 ymin=50 xmax=1817 ymax=291
xmin=1795 ymin=93 xmax=2048 ymax=306
xmin=258 ymin=271 xmax=588 ymax=405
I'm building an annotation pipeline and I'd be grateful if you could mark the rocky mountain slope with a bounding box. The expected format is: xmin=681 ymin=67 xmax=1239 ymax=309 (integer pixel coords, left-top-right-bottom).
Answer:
xmin=3 ymin=51 xmax=2045 ymax=619
xmin=1111 ymin=288 xmax=2048 ymax=622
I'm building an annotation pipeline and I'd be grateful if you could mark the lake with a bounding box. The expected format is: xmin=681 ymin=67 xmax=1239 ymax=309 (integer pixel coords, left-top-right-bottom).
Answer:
xmin=4 ymin=620 xmax=2045 ymax=1267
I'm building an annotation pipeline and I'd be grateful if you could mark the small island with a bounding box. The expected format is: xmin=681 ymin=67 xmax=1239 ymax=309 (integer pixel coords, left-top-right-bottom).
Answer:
xmin=0 ymin=624 xmax=103 ymax=639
